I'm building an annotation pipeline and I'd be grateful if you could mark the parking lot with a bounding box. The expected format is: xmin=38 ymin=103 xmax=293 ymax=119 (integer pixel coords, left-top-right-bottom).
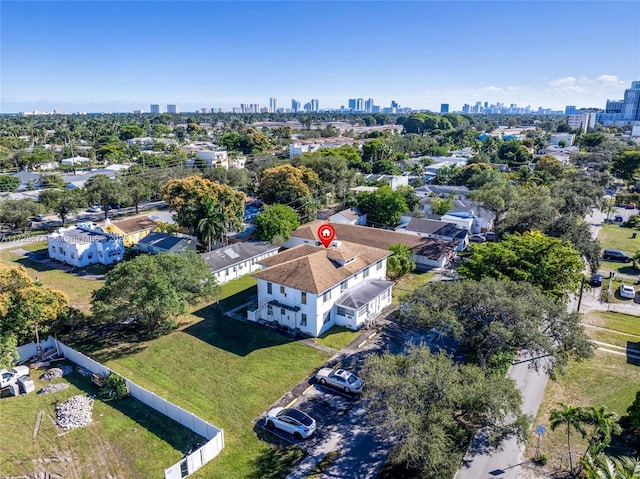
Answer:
xmin=254 ymin=319 xmax=459 ymax=478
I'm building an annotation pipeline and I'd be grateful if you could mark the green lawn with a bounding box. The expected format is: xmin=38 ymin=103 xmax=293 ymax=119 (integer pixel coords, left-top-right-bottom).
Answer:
xmin=64 ymin=276 xmax=332 ymax=479
xmin=314 ymin=325 xmax=359 ymax=351
xmin=392 ymin=270 xmax=436 ymax=304
xmin=598 ymin=224 xmax=640 ymax=255
xmin=0 ymin=242 xmax=103 ymax=312
xmin=527 ymin=310 xmax=640 ymax=470
xmin=583 ymin=311 xmax=640 ymax=337
xmin=0 ymin=365 xmax=201 ymax=478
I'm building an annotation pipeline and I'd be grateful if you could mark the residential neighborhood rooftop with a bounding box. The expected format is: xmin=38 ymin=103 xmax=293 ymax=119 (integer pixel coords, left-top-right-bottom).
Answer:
xmin=200 ymin=242 xmax=279 ymax=272
xmin=109 ymin=215 xmax=157 ymax=234
xmin=254 ymin=241 xmax=390 ymax=294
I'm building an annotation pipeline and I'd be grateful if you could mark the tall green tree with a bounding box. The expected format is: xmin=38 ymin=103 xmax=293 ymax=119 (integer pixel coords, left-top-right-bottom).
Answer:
xmin=85 ymin=174 xmax=123 ymax=220
xmin=356 ymin=185 xmax=408 ymax=227
xmin=257 ymin=164 xmax=319 ymax=209
xmin=0 ymin=198 xmax=41 ymax=232
xmin=361 ymin=346 xmax=528 ymax=479
xmin=387 ymin=243 xmax=415 ymax=279
xmin=38 ymin=188 xmax=84 ymax=226
xmin=550 ymin=403 xmax=589 ymax=476
xmin=91 ymin=252 xmax=220 ymax=335
xmin=254 ymin=204 xmax=300 ymax=243
xmin=197 ymin=197 xmax=226 ymax=252
xmin=458 ymin=231 xmax=584 ymax=300
xmin=400 ymin=278 xmax=594 ymax=372
xmin=430 ymin=197 xmax=454 ymax=215
xmin=0 ymin=175 xmax=21 ymax=192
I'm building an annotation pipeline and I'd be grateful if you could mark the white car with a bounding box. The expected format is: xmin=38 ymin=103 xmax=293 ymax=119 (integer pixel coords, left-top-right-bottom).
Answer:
xmin=620 ymin=284 xmax=635 ymax=299
xmin=0 ymin=365 xmax=30 ymax=389
xmin=315 ymin=367 xmax=364 ymax=394
xmin=265 ymin=407 xmax=316 ymax=439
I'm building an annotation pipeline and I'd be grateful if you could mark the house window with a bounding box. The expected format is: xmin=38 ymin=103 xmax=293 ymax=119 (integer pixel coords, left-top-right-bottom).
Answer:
xmin=323 ymin=311 xmax=331 ymax=324
xmin=87 ymin=253 xmax=93 ymax=259
xmin=340 ymin=281 xmax=347 ymax=293
xmin=363 ymin=267 xmax=369 ymax=278
xmin=267 ymin=304 xmax=273 ymax=315
xmin=337 ymin=306 xmax=346 ymax=316
xmin=280 ymin=308 xmax=285 ymax=315
xmin=267 ymin=282 xmax=272 ymax=294
xmin=323 ymin=290 xmax=331 ymax=302
xmin=300 ymin=314 xmax=307 ymax=326
xmin=280 ymin=285 xmax=285 ymax=294
xmin=376 ymin=260 xmax=383 ymax=271
xmin=301 ymin=292 xmax=307 ymax=305
xmin=70 ymin=252 xmax=75 ymax=259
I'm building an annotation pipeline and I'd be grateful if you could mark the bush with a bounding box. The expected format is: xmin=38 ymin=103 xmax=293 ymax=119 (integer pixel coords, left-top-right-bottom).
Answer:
xmin=624 ymin=215 xmax=640 ymax=229
xmin=535 ymin=453 xmax=548 ymax=466
xmin=615 ymin=193 xmax=640 ymax=205
xmin=101 ymin=373 xmax=129 ymax=400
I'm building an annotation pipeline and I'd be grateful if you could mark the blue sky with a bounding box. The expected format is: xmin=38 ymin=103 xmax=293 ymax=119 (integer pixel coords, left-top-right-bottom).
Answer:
xmin=1 ymin=1 xmax=639 ymax=113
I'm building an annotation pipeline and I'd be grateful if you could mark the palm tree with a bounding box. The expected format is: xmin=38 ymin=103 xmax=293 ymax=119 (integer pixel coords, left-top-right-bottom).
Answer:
xmin=583 ymin=405 xmax=622 ymax=457
xmin=197 ymin=197 xmax=226 ymax=252
xmin=550 ymin=403 xmax=588 ymax=476
xmin=514 ymin=166 xmax=537 ymax=188
xmin=582 ymin=454 xmax=640 ymax=479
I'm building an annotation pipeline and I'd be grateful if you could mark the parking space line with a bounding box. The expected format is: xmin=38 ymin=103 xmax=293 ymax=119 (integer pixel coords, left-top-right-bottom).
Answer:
xmin=302 ymin=384 xmax=315 ymax=395
xmin=357 ymin=340 xmax=367 ymax=348
xmin=285 ymin=398 xmax=297 ymax=408
xmin=368 ymin=332 xmax=377 ymax=339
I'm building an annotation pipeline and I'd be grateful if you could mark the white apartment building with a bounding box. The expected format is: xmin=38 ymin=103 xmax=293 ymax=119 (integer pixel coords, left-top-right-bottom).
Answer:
xmin=249 ymin=241 xmax=393 ymax=337
xmin=47 ymin=223 xmax=124 ymax=267
xmin=196 ymin=149 xmax=229 ymax=169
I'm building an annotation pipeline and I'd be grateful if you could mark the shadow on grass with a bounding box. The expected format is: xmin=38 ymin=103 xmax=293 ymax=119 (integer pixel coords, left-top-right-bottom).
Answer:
xmin=15 ymin=253 xmax=111 ymax=278
xmin=64 ymin=366 xmax=204 ymax=453
xmin=184 ymin=285 xmax=298 ymax=356
xmin=247 ymin=443 xmax=305 ymax=479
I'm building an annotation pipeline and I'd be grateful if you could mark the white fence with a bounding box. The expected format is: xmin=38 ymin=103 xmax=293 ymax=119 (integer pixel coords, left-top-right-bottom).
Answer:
xmin=18 ymin=337 xmax=224 ymax=479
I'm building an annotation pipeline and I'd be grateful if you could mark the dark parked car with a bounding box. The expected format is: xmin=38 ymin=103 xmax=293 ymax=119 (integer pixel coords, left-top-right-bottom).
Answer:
xmin=590 ymin=273 xmax=604 ymax=287
xmin=603 ymin=249 xmax=632 ymax=262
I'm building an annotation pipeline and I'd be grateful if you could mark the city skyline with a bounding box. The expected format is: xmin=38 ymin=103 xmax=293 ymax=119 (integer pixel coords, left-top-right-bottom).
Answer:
xmin=1 ymin=1 xmax=639 ymax=114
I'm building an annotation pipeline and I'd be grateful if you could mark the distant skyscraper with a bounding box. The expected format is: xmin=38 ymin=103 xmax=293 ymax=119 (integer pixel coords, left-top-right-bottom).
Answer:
xmin=348 ymin=99 xmax=357 ymax=111
xmin=150 ymin=104 xmax=161 ymax=114
xmin=390 ymin=100 xmax=398 ymax=109
xmin=365 ymin=98 xmax=374 ymax=113
xmin=440 ymin=103 xmax=449 ymax=113
xmin=291 ymin=99 xmax=301 ymax=113
xmin=167 ymin=104 xmax=178 ymax=114
xmin=269 ymin=97 xmax=277 ymax=113
xmin=356 ymin=98 xmax=364 ymax=112
xmin=621 ymin=81 xmax=640 ymax=121
xmin=310 ymin=98 xmax=319 ymax=112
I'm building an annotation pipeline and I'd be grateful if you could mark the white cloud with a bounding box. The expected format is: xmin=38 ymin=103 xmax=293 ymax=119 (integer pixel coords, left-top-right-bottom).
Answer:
xmin=549 ymin=76 xmax=577 ymax=87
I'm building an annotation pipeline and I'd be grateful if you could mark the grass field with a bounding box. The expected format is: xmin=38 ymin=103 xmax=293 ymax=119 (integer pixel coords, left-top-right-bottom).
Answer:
xmin=0 ymin=241 xmax=103 ymax=312
xmin=0 ymin=364 xmax=201 ymax=478
xmin=392 ymin=270 xmax=436 ymax=304
xmin=63 ymin=275 xmax=332 ymax=479
xmin=598 ymin=224 xmax=640 ymax=277
xmin=314 ymin=325 xmax=359 ymax=351
xmin=527 ymin=310 xmax=640 ymax=471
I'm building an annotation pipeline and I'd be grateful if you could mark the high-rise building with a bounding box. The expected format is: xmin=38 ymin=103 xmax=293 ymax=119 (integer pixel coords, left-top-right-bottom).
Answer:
xmin=291 ymin=99 xmax=301 ymax=113
xmin=356 ymin=98 xmax=364 ymax=112
xmin=621 ymin=81 xmax=640 ymax=121
xmin=364 ymin=98 xmax=375 ymax=113
xmin=310 ymin=99 xmax=319 ymax=112
xmin=269 ymin=97 xmax=277 ymax=113
xmin=440 ymin=104 xmax=449 ymax=113
xmin=167 ymin=104 xmax=178 ymax=114
xmin=348 ymin=99 xmax=357 ymax=111
xmin=150 ymin=104 xmax=161 ymax=114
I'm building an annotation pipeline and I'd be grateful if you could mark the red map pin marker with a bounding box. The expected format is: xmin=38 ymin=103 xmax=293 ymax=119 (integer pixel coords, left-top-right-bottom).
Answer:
xmin=317 ymin=224 xmax=336 ymax=248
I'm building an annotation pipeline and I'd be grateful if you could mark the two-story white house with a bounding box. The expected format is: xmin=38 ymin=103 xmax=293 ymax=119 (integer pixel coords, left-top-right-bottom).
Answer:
xmin=249 ymin=241 xmax=393 ymax=337
xmin=47 ymin=223 xmax=124 ymax=267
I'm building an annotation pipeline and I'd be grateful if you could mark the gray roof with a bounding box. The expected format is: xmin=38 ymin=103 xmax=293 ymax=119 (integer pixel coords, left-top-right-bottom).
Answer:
xmin=200 ymin=242 xmax=279 ymax=273
xmin=335 ymin=279 xmax=394 ymax=309
xmin=404 ymin=218 xmax=467 ymax=240
xmin=136 ymin=233 xmax=196 ymax=253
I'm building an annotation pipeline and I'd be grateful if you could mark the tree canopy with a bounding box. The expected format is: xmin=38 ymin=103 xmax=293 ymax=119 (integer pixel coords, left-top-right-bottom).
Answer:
xmin=356 ymin=185 xmax=408 ymax=227
xmin=257 ymin=164 xmax=320 ymax=211
xmin=458 ymin=231 xmax=584 ymax=300
xmin=91 ymin=252 xmax=220 ymax=335
xmin=399 ymin=278 xmax=594 ymax=373
xmin=0 ymin=265 xmax=69 ymax=367
xmin=254 ymin=204 xmax=300 ymax=243
xmin=361 ymin=346 xmax=528 ymax=479
xmin=161 ymin=175 xmax=245 ymax=237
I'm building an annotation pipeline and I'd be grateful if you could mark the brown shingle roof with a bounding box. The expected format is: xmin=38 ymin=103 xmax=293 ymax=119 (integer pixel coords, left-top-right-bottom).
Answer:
xmin=112 ymin=215 xmax=157 ymax=234
xmin=290 ymin=220 xmax=457 ymax=260
xmin=253 ymin=241 xmax=390 ymax=294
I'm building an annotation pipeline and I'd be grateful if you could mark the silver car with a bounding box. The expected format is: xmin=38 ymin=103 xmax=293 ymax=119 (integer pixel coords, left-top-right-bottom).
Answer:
xmin=315 ymin=368 xmax=364 ymax=394
xmin=265 ymin=407 xmax=316 ymax=439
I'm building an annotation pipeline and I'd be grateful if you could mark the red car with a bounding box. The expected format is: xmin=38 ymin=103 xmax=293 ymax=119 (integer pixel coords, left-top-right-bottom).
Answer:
xmin=627 ymin=203 xmax=636 ymax=209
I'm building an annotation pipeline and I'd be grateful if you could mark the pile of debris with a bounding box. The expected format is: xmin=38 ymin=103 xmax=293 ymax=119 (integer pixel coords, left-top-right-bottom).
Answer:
xmin=56 ymin=395 xmax=94 ymax=430
xmin=39 ymin=365 xmax=72 ymax=381
xmin=37 ymin=383 xmax=70 ymax=395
